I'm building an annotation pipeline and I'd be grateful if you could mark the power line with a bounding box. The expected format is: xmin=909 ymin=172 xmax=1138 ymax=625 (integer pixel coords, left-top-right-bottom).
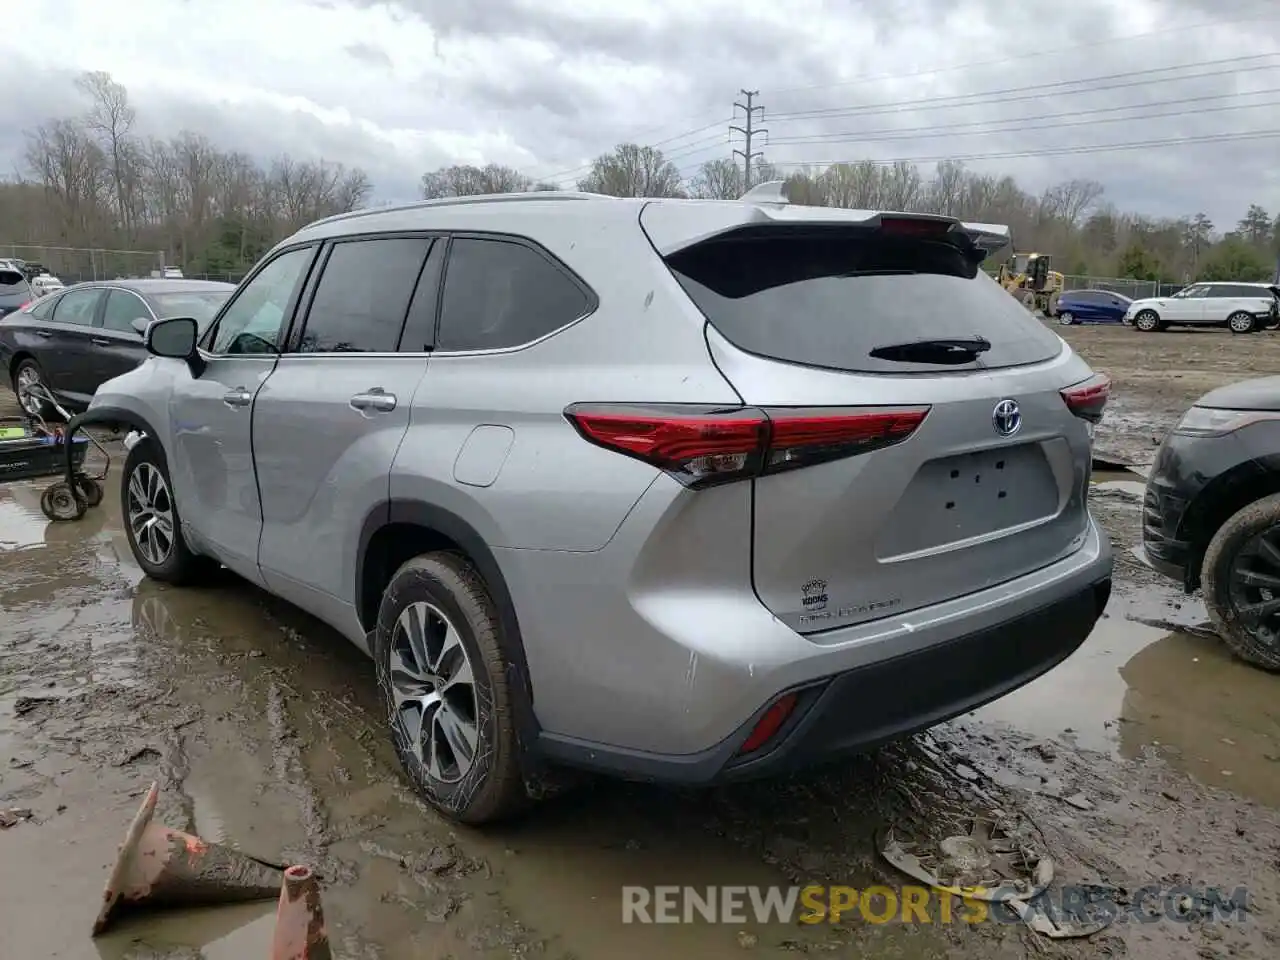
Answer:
xmin=730 ymin=90 xmax=766 ymax=187
xmin=760 ymin=129 xmax=1280 ymax=169
xmin=765 ymin=5 xmax=1276 ymax=99
xmin=763 ymin=91 xmax=1280 ymax=148
xmin=763 ymin=53 xmax=1280 ymax=122
xmin=519 ymin=8 xmax=1275 ymax=183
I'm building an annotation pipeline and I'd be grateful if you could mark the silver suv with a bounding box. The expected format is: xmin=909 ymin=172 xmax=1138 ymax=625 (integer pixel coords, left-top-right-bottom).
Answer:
xmin=87 ymin=189 xmax=1114 ymax=823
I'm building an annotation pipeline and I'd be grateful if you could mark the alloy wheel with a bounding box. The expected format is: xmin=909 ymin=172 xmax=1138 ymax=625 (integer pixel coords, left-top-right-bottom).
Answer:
xmin=389 ymin=601 xmax=480 ymax=784
xmin=1226 ymin=527 xmax=1280 ymax=654
xmin=15 ymin=365 xmax=42 ymax=416
xmin=126 ymin=463 xmax=176 ymax=566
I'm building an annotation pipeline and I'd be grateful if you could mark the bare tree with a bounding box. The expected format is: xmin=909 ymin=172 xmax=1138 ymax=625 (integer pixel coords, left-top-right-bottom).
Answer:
xmin=689 ymin=158 xmax=744 ymax=199
xmin=421 ymin=163 xmax=532 ymax=198
xmin=75 ymin=70 xmax=137 ymax=237
xmin=578 ymin=144 xmax=684 ymax=198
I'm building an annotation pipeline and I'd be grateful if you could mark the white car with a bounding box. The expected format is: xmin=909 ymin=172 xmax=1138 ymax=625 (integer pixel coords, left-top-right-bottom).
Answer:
xmin=1125 ymin=281 xmax=1280 ymax=334
xmin=30 ymin=274 xmax=64 ymax=297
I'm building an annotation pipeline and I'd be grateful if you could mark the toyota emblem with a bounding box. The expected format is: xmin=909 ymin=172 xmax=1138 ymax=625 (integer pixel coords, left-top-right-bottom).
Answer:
xmin=992 ymin=399 xmax=1021 ymax=437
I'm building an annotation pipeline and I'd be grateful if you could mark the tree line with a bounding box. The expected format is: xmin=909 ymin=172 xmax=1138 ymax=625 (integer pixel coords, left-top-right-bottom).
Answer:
xmin=1 ymin=71 xmax=371 ymax=279
xmin=426 ymin=145 xmax=1280 ymax=283
xmin=5 ymin=71 xmax=1276 ymax=284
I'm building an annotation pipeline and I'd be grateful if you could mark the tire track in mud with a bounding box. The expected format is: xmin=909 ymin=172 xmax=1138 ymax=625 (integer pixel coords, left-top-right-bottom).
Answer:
xmin=265 ymin=680 xmax=334 ymax=864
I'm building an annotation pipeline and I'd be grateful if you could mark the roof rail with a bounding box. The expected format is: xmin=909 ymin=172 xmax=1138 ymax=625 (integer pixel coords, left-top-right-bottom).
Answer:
xmin=739 ymin=180 xmax=790 ymax=205
xmin=305 ymin=191 xmax=602 ymax=229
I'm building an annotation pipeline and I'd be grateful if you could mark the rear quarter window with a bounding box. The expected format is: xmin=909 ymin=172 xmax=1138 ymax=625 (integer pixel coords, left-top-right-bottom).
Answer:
xmin=665 ymin=231 xmax=1063 ymax=374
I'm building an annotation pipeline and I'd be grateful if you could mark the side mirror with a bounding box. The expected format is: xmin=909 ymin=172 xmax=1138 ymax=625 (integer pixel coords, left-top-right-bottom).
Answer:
xmin=146 ymin=316 xmax=204 ymax=376
xmin=131 ymin=317 xmax=150 ymax=335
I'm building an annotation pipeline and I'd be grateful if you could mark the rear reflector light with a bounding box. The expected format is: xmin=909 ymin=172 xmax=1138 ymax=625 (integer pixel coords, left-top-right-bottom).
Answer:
xmin=738 ymin=693 xmax=798 ymax=755
xmin=1060 ymin=374 xmax=1110 ymax=423
xmin=564 ymin=403 xmax=929 ymax=488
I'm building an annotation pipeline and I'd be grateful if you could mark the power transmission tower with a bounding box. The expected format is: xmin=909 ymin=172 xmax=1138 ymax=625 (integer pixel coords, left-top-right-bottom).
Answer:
xmin=730 ymin=90 xmax=767 ymax=189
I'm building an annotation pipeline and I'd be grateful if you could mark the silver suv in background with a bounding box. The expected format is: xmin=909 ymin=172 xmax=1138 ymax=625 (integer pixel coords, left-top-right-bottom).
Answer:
xmin=85 ymin=188 xmax=1114 ymax=823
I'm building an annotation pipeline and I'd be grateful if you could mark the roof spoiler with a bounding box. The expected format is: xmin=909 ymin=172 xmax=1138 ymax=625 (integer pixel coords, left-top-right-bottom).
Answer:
xmin=737 ymin=181 xmax=1013 ymax=258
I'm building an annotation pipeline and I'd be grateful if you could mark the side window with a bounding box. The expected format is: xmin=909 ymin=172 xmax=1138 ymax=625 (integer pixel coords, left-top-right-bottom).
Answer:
xmin=1179 ymin=285 xmax=1207 ymax=299
xmin=29 ymin=295 xmax=58 ymax=320
xmin=1225 ymin=285 xmax=1263 ymax=299
xmin=210 ymin=247 xmax=314 ymax=356
xmin=1072 ymin=292 xmax=1100 ymax=304
xmin=51 ymin=288 xmax=103 ymax=325
xmin=296 ymin=237 xmax=432 ymax=354
xmin=101 ymin=289 xmax=151 ymax=334
xmin=437 ymin=238 xmax=592 ymax=352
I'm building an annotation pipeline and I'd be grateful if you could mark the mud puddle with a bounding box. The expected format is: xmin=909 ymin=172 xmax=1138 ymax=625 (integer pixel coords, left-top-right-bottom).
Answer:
xmin=5 ymin=466 xmax=1280 ymax=960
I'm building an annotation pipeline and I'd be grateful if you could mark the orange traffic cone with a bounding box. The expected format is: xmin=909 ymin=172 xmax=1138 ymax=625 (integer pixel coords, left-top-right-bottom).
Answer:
xmin=271 ymin=865 xmax=331 ymax=959
xmin=93 ymin=782 xmax=285 ymax=936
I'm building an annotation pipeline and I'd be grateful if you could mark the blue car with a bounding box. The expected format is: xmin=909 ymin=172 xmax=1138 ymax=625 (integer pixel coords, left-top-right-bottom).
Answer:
xmin=1056 ymin=289 xmax=1133 ymax=326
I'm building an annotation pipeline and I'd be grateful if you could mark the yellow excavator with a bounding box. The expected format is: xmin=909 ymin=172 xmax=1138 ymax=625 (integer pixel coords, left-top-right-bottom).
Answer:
xmin=997 ymin=252 xmax=1064 ymax=317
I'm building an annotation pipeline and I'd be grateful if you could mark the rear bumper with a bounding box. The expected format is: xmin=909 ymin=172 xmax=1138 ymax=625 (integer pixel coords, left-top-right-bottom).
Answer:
xmin=535 ymin=523 xmax=1112 ymax=785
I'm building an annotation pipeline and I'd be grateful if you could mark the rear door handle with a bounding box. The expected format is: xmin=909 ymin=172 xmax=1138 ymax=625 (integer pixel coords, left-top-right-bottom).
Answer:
xmin=349 ymin=388 xmax=397 ymax=413
xmin=223 ymin=388 xmax=253 ymax=408
xmin=36 ymin=330 xmax=52 ymax=338
xmin=91 ymin=337 xmax=111 ymax=346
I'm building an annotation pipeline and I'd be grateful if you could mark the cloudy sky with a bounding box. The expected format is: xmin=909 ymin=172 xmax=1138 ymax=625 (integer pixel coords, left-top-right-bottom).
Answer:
xmin=1 ymin=0 xmax=1277 ymax=227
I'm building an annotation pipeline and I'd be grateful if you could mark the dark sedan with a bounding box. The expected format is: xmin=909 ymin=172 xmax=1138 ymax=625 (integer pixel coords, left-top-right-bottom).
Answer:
xmin=1055 ymin=289 xmax=1132 ymax=326
xmin=0 ymin=278 xmax=234 ymax=418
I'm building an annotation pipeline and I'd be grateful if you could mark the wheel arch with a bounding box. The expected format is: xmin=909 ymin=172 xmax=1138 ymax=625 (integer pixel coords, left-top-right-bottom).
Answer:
xmin=61 ymin=406 xmax=165 ymax=483
xmin=1178 ymin=456 xmax=1280 ymax=589
xmin=356 ymin=499 xmax=542 ymax=752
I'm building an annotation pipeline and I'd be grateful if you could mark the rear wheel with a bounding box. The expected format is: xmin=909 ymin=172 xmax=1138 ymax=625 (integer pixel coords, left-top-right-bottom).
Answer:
xmin=1201 ymin=494 xmax=1280 ymax=671
xmin=374 ymin=552 xmax=528 ymax=824
xmin=1227 ymin=311 xmax=1256 ymax=334
xmin=1133 ymin=310 xmax=1160 ymax=332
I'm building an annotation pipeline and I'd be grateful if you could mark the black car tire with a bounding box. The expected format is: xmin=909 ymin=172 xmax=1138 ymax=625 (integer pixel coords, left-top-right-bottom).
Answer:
xmin=1201 ymin=494 xmax=1280 ymax=672
xmin=1227 ymin=311 xmax=1256 ymax=335
xmin=12 ymin=358 xmax=53 ymax=419
xmin=1058 ymin=311 xmax=1075 ymax=326
xmin=1133 ymin=310 xmax=1161 ymax=332
xmin=374 ymin=552 xmax=528 ymax=824
xmin=121 ymin=438 xmax=215 ymax=584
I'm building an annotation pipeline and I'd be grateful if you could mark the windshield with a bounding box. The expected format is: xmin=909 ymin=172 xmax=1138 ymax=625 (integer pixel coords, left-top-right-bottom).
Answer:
xmin=151 ymin=291 xmax=232 ymax=331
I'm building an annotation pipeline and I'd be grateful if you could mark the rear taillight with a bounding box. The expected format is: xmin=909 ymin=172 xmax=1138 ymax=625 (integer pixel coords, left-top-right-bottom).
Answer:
xmin=878 ymin=216 xmax=953 ymax=239
xmin=564 ymin=403 xmax=930 ymax=488
xmin=1060 ymin=374 xmax=1110 ymax=423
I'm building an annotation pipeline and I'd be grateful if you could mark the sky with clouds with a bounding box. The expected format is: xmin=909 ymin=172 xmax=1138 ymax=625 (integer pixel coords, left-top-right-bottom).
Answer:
xmin=0 ymin=0 xmax=1278 ymax=228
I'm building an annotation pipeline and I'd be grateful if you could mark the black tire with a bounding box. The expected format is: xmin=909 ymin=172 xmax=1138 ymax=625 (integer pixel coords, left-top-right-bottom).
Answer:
xmin=1133 ymin=310 xmax=1161 ymax=332
xmin=1227 ymin=311 xmax=1256 ymax=335
xmin=40 ymin=481 xmax=86 ymax=522
xmin=1058 ymin=312 xmax=1075 ymax=326
xmin=75 ymin=475 xmax=103 ymax=507
xmin=1201 ymin=493 xmax=1280 ymax=671
xmin=12 ymin=357 xmax=53 ymax=419
xmin=120 ymin=438 xmax=213 ymax=584
xmin=374 ymin=552 xmax=528 ymax=824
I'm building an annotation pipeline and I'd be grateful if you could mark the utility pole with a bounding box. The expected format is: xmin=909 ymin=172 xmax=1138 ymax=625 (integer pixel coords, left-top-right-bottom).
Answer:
xmin=730 ymin=90 xmax=767 ymax=189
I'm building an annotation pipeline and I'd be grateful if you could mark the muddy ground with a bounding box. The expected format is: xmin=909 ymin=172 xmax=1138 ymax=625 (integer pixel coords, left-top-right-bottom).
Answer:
xmin=2 ymin=323 xmax=1279 ymax=960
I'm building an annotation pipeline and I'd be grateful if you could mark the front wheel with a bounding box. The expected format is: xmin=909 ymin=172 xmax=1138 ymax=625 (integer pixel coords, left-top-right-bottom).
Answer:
xmin=12 ymin=359 xmax=53 ymax=419
xmin=374 ymin=552 xmax=528 ymax=824
xmin=121 ymin=439 xmax=212 ymax=583
xmin=1201 ymin=494 xmax=1280 ymax=671
xmin=1227 ymin=311 xmax=1256 ymax=334
xmin=1058 ymin=312 xmax=1075 ymax=326
xmin=1133 ymin=310 xmax=1161 ymax=332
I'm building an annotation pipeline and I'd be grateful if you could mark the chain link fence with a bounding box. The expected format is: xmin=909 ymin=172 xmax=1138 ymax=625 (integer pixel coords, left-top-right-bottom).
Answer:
xmin=1062 ymin=275 xmax=1185 ymax=299
xmin=1 ymin=244 xmax=166 ymax=282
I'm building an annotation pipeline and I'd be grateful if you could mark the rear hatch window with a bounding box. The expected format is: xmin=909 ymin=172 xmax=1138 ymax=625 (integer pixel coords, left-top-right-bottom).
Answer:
xmin=664 ymin=228 xmax=1063 ymax=375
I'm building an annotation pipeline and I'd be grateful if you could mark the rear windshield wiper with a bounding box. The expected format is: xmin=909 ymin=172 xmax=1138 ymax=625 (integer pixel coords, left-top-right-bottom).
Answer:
xmin=868 ymin=336 xmax=991 ymax=365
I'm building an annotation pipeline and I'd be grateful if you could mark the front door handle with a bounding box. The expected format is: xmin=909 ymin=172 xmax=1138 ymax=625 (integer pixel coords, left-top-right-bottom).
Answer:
xmin=349 ymin=388 xmax=397 ymax=413
xmin=222 ymin=387 xmax=253 ymax=408
xmin=36 ymin=330 xmax=52 ymax=338
xmin=91 ymin=337 xmax=111 ymax=346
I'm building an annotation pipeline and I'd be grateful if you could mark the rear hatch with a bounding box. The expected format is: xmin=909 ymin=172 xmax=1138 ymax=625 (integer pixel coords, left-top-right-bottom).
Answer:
xmin=0 ymin=268 xmax=31 ymax=317
xmin=644 ymin=205 xmax=1106 ymax=634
